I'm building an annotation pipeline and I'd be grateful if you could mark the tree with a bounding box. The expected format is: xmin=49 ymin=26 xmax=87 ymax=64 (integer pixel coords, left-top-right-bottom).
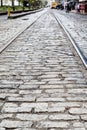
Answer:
xmin=0 ymin=0 xmax=3 ymax=7
xmin=9 ymin=0 xmax=15 ymax=10
xmin=12 ymin=0 xmax=14 ymax=7
xmin=17 ymin=0 xmax=25 ymax=6
xmin=17 ymin=0 xmax=46 ymax=9
xmin=17 ymin=0 xmax=21 ymax=6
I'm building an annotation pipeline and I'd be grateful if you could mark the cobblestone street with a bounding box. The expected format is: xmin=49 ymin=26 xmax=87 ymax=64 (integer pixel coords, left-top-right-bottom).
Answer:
xmin=0 ymin=9 xmax=87 ymax=130
xmin=53 ymin=10 xmax=87 ymax=60
xmin=0 ymin=9 xmax=46 ymax=51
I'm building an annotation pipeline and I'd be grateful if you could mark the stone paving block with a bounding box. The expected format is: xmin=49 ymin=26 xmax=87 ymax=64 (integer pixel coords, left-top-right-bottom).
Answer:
xmin=0 ymin=102 xmax=3 ymax=107
xmin=85 ymin=122 xmax=87 ymax=128
xmin=49 ymin=114 xmax=79 ymax=121
xmin=19 ymin=84 xmax=39 ymax=89
xmin=0 ymin=93 xmax=19 ymax=100
xmin=45 ymin=89 xmax=64 ymax=93
xmin=65 ymin=84 xmax=87 ymax=88
xmin=16 ymin=114 xmax=48 ymax=121
xmin=37 ymin=97 xmax=65 ymax=102
xmin=68 ymin=128 xmax=85 ymax=130
xmin=67 ymin=88 xmax=87 ymax=94
xmin=40 ymin=74 xmax=58 ymax=78
xmin=48 ymin=107 xmax=65 ymax=113
xmin=0 ymin=84 xmax=18 ymax=89
xmin=69 ymin=108 xmax=87 ymax=115
xmin=20 ymin=103 xmax=48 ymax=113
xmin=7 ymin=95 xmax=36 ymax=102
xmin=73 ymin=122 xmax=85 ymax=128
xmin=36 ymin=121 xmax=69 ymax=128
xmin=0 ymin=120 xmax=32 ymax=128
xmin=67 ymin=97 xmax=87 ymax=102
xmin=19 ymin=90 xmax=42 ymax=94
xmin=81 ymin=115 xmax=87 ymax=121
xmin=50 ymin=102 xmax=81 ymax=108
xmin=0 ymin=114 xmax=13 ymax=120
xmin=40 ymin=85 xmax=64 ymax=89
xmin=50 ymin=93 xmax=72 ymax=98
xmin=0 ymin=89 xmax=17 ymax=93
xmin=0 ymin=80 xmax=23 ymax=85
xmin=1 ymin=103 xmax=19 ymax=113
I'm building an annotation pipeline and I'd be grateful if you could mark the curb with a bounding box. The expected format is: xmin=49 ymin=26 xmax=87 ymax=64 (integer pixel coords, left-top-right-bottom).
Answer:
xmin=0 ymin=12 xmax=7 ymax=15
xmin=8 ymin=8 xmax=43 ymax=19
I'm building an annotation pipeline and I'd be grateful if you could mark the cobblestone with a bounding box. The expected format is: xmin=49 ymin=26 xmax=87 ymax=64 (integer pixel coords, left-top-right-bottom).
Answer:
xmin=53 ymin=10 xmax=87 ymax=60
xmin=73 ymin=122 xmax=85 ymax=128
xmin=0 ymin=9 xmax=46 ymax=51
xmin=0 ymin=9 xmax=87 ymax=129
xmin=49 ymin=114 xmax=79 ymax=121
xmin=16 ymin=114 xmax=48 ymax=121
xmin=0 ymin=120 xmax=33 ymax=128
xmin=68 ymin=128 xmax=86 ymax=130
xmin=36 ymin=121 xmax=69 ymax=128
xmin=81 ymin=115 xmax=87 ymax=121
xmin=0 ymin=114 xmax=13 ymax=119
xmin=69 ymin=108 xmax=87 ymax=114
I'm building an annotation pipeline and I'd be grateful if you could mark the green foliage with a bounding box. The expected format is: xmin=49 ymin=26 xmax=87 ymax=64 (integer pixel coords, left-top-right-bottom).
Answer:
xmin=17 ymin=0 xmax=46 ymax=8
xmin=0 ymin=5 xmax=29 ymax=12
xmin=0 ymin=0 xmax=48 ymax=12
xmin=0 ymin=6 xmax=8 ymax=12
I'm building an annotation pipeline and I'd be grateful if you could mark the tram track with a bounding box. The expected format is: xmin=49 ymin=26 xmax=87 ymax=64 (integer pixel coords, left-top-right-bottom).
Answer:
xmin=0 ymin=10 xmax=87 ymax=130
xmin=52 ymin=11 xmax=87 ymax=69
xmin=0 ymin=11 xmax=46 ymax=54
xmin=1 ymin=9 xmax=87 ymax=69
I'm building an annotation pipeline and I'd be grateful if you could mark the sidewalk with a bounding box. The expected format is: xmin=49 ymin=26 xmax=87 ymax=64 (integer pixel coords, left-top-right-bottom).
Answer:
xmin=71 ymin=9 xmax=87 ymax=15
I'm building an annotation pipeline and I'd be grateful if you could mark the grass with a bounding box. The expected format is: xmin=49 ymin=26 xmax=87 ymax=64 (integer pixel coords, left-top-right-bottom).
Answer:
xmin=0 ymin=6 xmax=31 ymax=13
xmin=0 ymin=6 xmax=8 ymax=12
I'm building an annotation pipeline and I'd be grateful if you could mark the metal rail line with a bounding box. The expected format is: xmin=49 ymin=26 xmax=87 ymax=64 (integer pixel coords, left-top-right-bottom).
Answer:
xmin=52 ymin=11 xmax=87 ymax=69
xmin=0 ymin=12 xmax=45 ymax=54
xmin=1 ymin=10 xmax=87 ymax=69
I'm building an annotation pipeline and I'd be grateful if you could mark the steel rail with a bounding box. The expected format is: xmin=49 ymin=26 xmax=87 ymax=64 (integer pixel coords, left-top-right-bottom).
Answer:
xmin=52 ymin=11 xmax=87 ymax=69
xmin=0 ymin=12 xmax=45 ymax=54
